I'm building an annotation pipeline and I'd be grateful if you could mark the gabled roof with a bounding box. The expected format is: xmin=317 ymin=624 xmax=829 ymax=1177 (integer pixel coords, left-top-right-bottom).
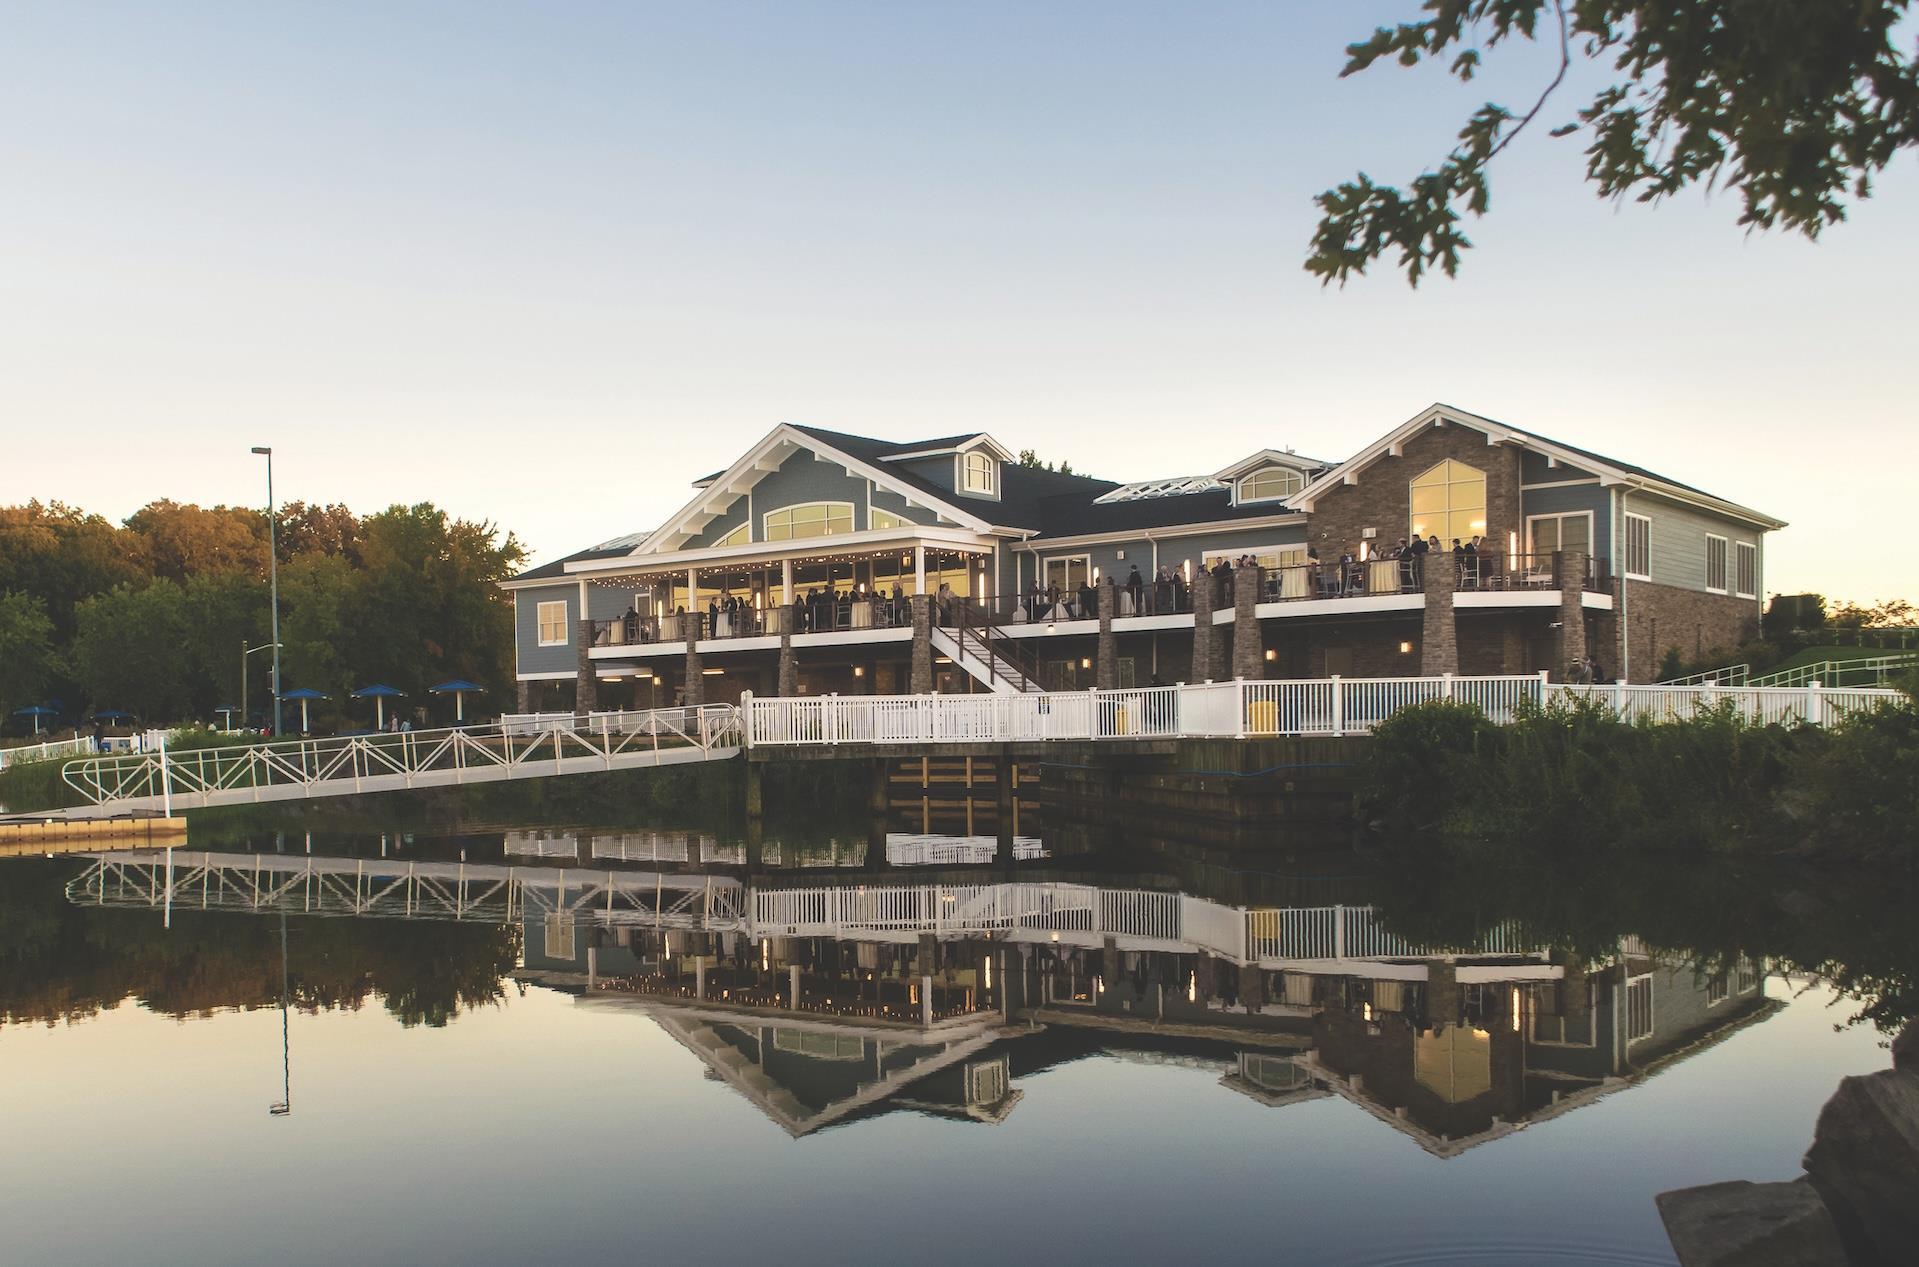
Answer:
xmin=1031 ymin=486 xmax=1300 ymax=539
xmin=505 ymin=542 xmax=637 ymax=583
xmin=1287 ymin=403 xmax=1787 ymax=530
xmin=787 ymin=425 xmax=1116 ymax=532
xmin=1212 ymin=448 xmax=1331 ymax=484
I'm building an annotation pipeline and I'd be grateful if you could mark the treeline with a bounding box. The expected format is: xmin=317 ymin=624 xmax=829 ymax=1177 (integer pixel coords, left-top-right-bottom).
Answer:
xmin=0 ymin=499 xmax=523 ymax=733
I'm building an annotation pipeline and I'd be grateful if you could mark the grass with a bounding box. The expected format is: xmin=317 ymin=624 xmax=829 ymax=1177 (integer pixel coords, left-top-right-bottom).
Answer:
xmin=1763 ymin=643 xmax=1917 ymax=677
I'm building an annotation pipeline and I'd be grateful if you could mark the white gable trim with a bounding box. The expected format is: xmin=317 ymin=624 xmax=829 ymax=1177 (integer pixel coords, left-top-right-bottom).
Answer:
xmin=1212 ymin=448 xmax=1325 ymax=484
xmin=637 ymin=424 xmax=996 ymax=554
xmin=885 ymin=434 xmax=1017 ymax=464
xmin=1285 ymin=403 xmax=1785 ymax=530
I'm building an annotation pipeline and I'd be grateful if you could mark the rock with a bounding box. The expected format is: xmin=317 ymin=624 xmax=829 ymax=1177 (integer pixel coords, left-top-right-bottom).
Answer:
xmin=1893 ymin=1023 xmax=1917 ymax=1073
xmin=1656 ymin=1179 xmax=1848 ymax=1266
xmin=1802 ymin=1068 xmax=1919 ymax=1265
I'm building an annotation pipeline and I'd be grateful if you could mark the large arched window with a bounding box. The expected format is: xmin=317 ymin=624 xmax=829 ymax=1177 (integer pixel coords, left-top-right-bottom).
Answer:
xmin=712 ymin=523 xmax=750 ymax=547
xmin=1236 ymin=467 xmax=1303 ymax=503
xmin=763 ymin=502 xmax=854 ymax=541
xmin=1410 ymin=459 xmax=1487 ymax=542
xmin=869 ymin=509 xmax=908 ymax=531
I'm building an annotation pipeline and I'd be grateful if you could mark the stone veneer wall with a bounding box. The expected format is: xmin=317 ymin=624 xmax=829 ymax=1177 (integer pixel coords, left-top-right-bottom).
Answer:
xmin=1305 ymin=420 xmax=1523 ymax=562
xmin=1616 ymin=579 xmax=1761 ymax=683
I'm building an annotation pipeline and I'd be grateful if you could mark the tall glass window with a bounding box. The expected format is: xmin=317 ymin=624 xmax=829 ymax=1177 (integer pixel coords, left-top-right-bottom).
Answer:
xmin=1237 ymin=467 xmax=1302 ymax=502
xmin=1409 ymin=459 xmax=1487 ymax=542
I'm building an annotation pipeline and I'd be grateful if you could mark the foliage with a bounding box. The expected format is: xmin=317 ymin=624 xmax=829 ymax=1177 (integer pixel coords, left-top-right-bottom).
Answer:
xmin=1307 ymin=2 xmax=1919 ymax=286
xmin=1015 ymin=449 xmax=1076 ymax=475
xmin=1359 ymin=693 xmax=1919 ymax=866
xmin=0 ymin=590 xmax=58 ymax=719
xmin=0 ymin=497 xmax=523 ymax=732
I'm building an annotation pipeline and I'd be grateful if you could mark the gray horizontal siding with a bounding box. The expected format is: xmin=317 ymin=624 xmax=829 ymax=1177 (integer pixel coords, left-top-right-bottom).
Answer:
xmin=1625 ymin=492 xmax=1763 ymax=596
xmin=515 ymin=584 xmax=579 ymax=675
xmin=1008 ymin=524 xmax=1306 ymax=597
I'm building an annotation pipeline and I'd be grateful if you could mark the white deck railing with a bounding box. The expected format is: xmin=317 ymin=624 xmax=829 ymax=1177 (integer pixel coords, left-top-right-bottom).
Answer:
xmin=742 ymin=675 xmax=1900 ymax=746
xmin=0 ymin=735 xmax=97 ymax=772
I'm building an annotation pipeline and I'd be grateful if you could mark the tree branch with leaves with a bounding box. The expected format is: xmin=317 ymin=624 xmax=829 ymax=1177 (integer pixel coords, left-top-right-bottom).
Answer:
xmin=1307 ymin=1 xmax=1919 ymax=286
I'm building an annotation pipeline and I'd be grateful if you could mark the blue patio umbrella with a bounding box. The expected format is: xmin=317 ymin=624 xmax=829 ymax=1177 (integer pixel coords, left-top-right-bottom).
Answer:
xmin=91 ymin=709 xmax=134 ymax=722
xmin=350 ymin=684 xmax=406 ymax=729
xmin=12 ymin=704 xmax=57 ymax=735
xmin=428 ymin=679 xmax=486 ymax=722
xmin=281 ymin=687 xmax=330 ymax=733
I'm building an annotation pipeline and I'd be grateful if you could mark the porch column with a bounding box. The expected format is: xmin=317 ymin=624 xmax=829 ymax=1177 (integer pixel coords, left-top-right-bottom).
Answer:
xmin=683 ymin=613 xmax=704 ymax=706
xmin=1420 ymin=549 xmax=1459 ymax=676
xmin=515 ymin=680 xmax=530 ymax=712
xmin=914 ymin=544 xmax=926 ymax=594
xmin=575 ymin=614 xmax=598 ymax=714
xmin=1237 ymin=962 xmax=1266 ymax=1014
xmin=910 ymin=595 xmax=933 ymax=694
xmin=781 ymin=557 xmax=793 ymax=602
xmin=1501 ymin=621 xmax=1527 ymax=675
xmin=1555 ymin=550 xmax=1588 ymax=681
xmin=1095 ymin=578 xmax=1118 ymax=689
xmin=1232 ymin=562 xmax=1264 ymax=680
xmin=1189 ymin=561 xmax=1216 ymax=682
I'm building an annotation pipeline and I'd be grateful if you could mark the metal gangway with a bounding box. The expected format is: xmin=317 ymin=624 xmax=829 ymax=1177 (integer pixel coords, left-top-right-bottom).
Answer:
xmin=57 ymin=705 xmax=743 ymax=813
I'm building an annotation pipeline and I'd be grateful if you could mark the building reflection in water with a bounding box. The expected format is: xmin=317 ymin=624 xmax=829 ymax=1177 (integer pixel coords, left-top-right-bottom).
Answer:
xmin=62 ymin=833 xmax=1776 ymax=1150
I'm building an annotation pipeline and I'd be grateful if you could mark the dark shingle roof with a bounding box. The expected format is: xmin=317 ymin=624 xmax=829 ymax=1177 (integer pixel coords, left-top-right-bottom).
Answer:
xmin=1033 ymin=488 xmax=1300 ymax=537
xmin=789 ymin=425 xmax=1118 ymax=531
xmin=1437 ymin=404 xmax=1717 ymax=498
xmin=510 ymin=543 xmax=634 ymax=581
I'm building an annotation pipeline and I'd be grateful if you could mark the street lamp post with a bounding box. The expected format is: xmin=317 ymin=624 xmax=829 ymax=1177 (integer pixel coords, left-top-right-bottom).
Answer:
xmin=251 ymin=447 xmax=283 ymax=737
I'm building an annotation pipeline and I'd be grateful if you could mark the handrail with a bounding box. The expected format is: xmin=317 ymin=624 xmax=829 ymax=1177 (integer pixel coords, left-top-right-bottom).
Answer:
xmin=1661 ymin=664 xmax=1752 ymax=687
xmin=61 ymin=704 xmax=744 ymax=808
xmin=1749 ymin=653 xmax=1917 ymax=689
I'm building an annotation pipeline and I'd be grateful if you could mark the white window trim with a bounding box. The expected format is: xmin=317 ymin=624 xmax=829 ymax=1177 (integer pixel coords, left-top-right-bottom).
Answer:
xmin=1523 ymin=510 xmax=1596 ymax=559
xmin=1735 ymin=541 xmax=1757 ymax=599
xmin=712 ymin=522 xmax=751 ymax=547
xmin=1704 ymin=533 xmax=1729 ymax=594
xmin=761 ymin=500 xmax=856 ymax=542
xmin=1624 ymin=512 xmax=1652 ymax=581
xmin=536 ymin=600 xmax=569 ymax=647
xmin=1233 ymin=467 xmax=1305 ymax=506
xmin=957 ymin=450 xmax=1000 ymax=499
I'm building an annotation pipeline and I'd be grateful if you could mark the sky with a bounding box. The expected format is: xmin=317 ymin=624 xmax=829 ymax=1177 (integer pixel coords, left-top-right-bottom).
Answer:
xmin=1 ymin=2 xmax=1913 ymax=600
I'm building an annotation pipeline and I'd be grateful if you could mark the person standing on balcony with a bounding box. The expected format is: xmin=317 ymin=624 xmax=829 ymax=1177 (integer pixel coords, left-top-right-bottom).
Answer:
xmin=1126 ymin=565 xmax=1143 ymax=615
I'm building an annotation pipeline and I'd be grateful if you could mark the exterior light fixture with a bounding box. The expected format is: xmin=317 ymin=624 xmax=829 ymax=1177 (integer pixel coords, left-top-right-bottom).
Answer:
xmin=702 ymin=667 xmax=724 ymax=676
xmin=1080 ymin=657 xmax=1091 ymax=670
xmin=1264 ymin=648 xmax=1277 ymax=662
xmin=1509 ymin=531 xmax=1519 ymax=569
xmin=853 ymin=666 xmax=864 ymax=678
xmin=1399 ymin=641 xmax=1414 ymax=654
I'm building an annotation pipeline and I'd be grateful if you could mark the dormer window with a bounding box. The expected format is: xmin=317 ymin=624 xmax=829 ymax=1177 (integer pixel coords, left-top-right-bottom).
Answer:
xmin=961 ymin=450 xmax=998 ymax=496
xmin=1236 ymin=466 xmax=1303 ymax=504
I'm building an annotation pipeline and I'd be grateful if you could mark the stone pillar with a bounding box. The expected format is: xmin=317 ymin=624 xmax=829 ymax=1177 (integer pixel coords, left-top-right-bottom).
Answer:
xmin=869 ymin=758 xmax=890 ymax=814
xmin=1190 ymin=564 xmax=1216 ymax=682
xmin=744 ymin=760 xmax=763 ymax=823
xmin=1420 ymin=548 xmax=1459 ymax=676
xmin=1194 ymin=952 xmax=1217 ymax=1003
xmin=995 ymin=750 xmax=1015 ymax=853
xmin=1556 ymin=550 xmax=1587 ymax=681
xmin=777 ymin=609 xmax=798 ymax=697
xmin=1232 ymin=562 xmax=1264 ymax=680
xmin=1101 ymin=936 xmax=1121 ymax=990
xmin=575 ymin=615 xmax=598 ymax=714
xmin=683 ymin=613 xmax=704 ymax=706
xmin=910 ymin=595 xmax=933 ymax=694
xmin=1095 ymin=578 xmax=1118 ymax=689
xmin=1426 ymin=961 xmax=1460 ymax=1029
xmin=515 ymin=679 xmax=530 ymax=712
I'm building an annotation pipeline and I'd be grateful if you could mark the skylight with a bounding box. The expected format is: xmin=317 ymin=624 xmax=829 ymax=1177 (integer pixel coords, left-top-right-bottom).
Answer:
xmin=1092 ymin=476 xmax=1225 ymax=504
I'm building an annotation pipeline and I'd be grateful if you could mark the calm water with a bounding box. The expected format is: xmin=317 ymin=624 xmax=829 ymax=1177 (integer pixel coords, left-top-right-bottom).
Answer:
xmin=1 ymin=815 xmax=1907 ymax=1267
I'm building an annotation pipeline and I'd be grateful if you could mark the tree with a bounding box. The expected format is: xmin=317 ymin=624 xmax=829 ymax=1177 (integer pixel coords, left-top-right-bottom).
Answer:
xmin=1015 ymin=450 xmax=1075 ymax=475
xmin=0 ymin=502 xmax=146 ymax=641
xmin=123 ymin=500 xmax=265 ymax=581
xmin=276 ymin=501 xmax=361 ymax=564
xmin=70 ymin=581 xmax=193 ymax=720
xmin=1307 ymin=2 xmax=1919 ymax=286
xmin=0 ymin=591 xmax=57 ymax=721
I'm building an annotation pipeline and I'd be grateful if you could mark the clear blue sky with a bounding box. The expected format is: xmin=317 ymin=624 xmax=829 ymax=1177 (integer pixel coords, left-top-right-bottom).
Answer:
xmin=2 ymin=2 xmax=1912 ymax=600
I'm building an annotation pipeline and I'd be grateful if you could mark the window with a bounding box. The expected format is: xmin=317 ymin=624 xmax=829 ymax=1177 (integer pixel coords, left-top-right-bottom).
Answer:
xmin=1705 ymin=535 xmax=1728 ymax=593
xmin=1706 ymin=972 xmax=1729 ymax=1006
xmin=1409 ymin=459 xmax=1487 ymax=543
xmin=1625 ymin=974 xmax=1654 ymax=1042
xmin=536 ymin=600 xmax=568 ymax=646
xmin=1236 ymin=466 xmax=1303 ymax=503
xmin=1203 ymin=545 xmax=1306 ymax=572
xmin=1736 ymin=541 xmax=1757 ymax=598
xmin=712 ymin=523 xmax=750 ymax=547
xmin=869 ymin=508 xmax=907 ymax=531
xmin=961 ymin=450 xmax=998 ymax=496
xmin=763 ymin=501 xmax=854 ymax=541
xmin=1042 ymin=554 xmax=1092 ymax=593
xmin=1624 ymin=513 xmax=1652 ymax=579
xmin=1527 ymin=511 xmax=1593 ymax=560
